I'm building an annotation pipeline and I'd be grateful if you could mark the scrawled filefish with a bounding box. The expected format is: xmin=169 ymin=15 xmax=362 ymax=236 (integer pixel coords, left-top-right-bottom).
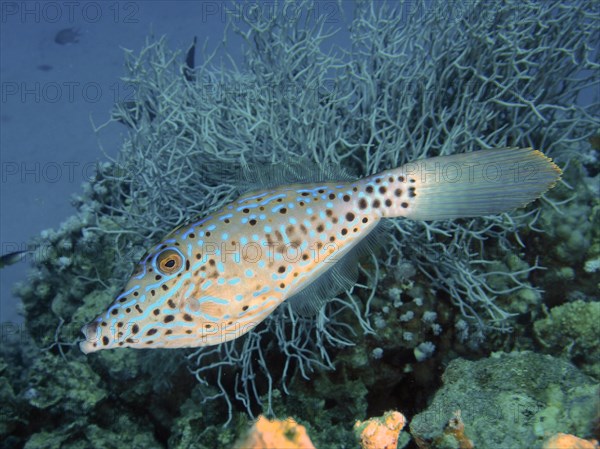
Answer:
xmin=80 ymin=148 xmax=561 ymax=353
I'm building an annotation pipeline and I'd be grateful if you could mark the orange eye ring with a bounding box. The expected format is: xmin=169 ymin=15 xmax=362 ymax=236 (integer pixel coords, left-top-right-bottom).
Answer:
xmin=156 ymin=249 xmax=183 ymax=275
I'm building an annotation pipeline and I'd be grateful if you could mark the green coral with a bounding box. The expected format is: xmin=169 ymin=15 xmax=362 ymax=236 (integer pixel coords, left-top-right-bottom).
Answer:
xmin=168 ymin=384 xmax=242 ymax=449
xmin=24 ymin=352 xmax=107 ymax=413
xmin=534 ymin=300 xmax=600 ymax=377
xmin=25 ymin=415 xmax=160 ymax=449
xmin=410 ymin=351 xmax=599 ymax=449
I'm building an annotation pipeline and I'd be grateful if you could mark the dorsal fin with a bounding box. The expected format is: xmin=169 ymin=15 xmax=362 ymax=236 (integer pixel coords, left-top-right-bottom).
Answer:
xmin=287 ymin=220 xmax=391 ymax=317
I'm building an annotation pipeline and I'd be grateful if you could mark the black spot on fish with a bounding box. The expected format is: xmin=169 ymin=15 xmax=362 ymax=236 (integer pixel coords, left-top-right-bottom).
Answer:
xmin=346 ymin=212 xmax=355 ymax=222
xmin=102 ymin=336 xmax=109 ymax=346
xmin=183 ymin=314 xmax=193 ymax=321
xmin=358 ymin=198 xmax=367 ymax=210
xmin=132 ymin=324 xmax=139 ymax=334
xmin=372 ymin=199 xmax=381 ymax=208
xmin=366 ymin=185 xmax=373 ymax=193
xmin=164 ymin=315 xmax=174 ymax=323
xmin=385 ymin=199 xmax=392 ymax=207
xmin=401 ymin=202 xmax=409 ymax=208
xmin=147 ymin=329 xmax=157 ymax=336
xmin=343 ymin=194 xmax=350 ymax=202
xmin=135 ymin=305 xmax=143 ymax=313
xmin=394 ymin=188 xmax=402 ymax=197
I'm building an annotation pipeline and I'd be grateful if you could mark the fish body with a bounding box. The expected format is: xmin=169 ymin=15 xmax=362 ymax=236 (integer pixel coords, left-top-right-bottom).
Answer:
xmin=0 ymin=249 xmax=29 ymax=269
xmin=80 ymin=148 xmax=561 ymax=353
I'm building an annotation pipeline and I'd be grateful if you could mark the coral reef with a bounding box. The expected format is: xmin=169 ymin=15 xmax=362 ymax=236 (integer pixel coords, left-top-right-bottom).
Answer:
xmin=409 ymin=351 xmax=599 ymax=449
xmin=2 ymin=0 xmax=598 ymax=448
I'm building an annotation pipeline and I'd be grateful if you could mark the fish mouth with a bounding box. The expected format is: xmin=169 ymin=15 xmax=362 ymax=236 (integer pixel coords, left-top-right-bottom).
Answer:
xmin=79 ymin=322 xmax=101 ymax=354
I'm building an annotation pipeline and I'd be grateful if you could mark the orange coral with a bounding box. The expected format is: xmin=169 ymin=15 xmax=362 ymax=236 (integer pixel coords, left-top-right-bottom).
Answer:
xmin=543 ymin=433 xmax=599 ymax=449
xmin=232 ymin=415 xmax=316 ymax=449
xmin=354 ymin=410 xmax=407 ymax=449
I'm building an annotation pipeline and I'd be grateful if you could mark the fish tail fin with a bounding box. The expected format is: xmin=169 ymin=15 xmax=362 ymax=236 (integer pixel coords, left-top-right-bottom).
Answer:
xmin=375 ymin=147 xmax=562 ymax=221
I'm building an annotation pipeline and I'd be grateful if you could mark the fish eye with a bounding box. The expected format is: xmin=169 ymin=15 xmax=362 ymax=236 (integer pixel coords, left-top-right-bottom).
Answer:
xmin=155 ymin=249 xmax=183 ymax=275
